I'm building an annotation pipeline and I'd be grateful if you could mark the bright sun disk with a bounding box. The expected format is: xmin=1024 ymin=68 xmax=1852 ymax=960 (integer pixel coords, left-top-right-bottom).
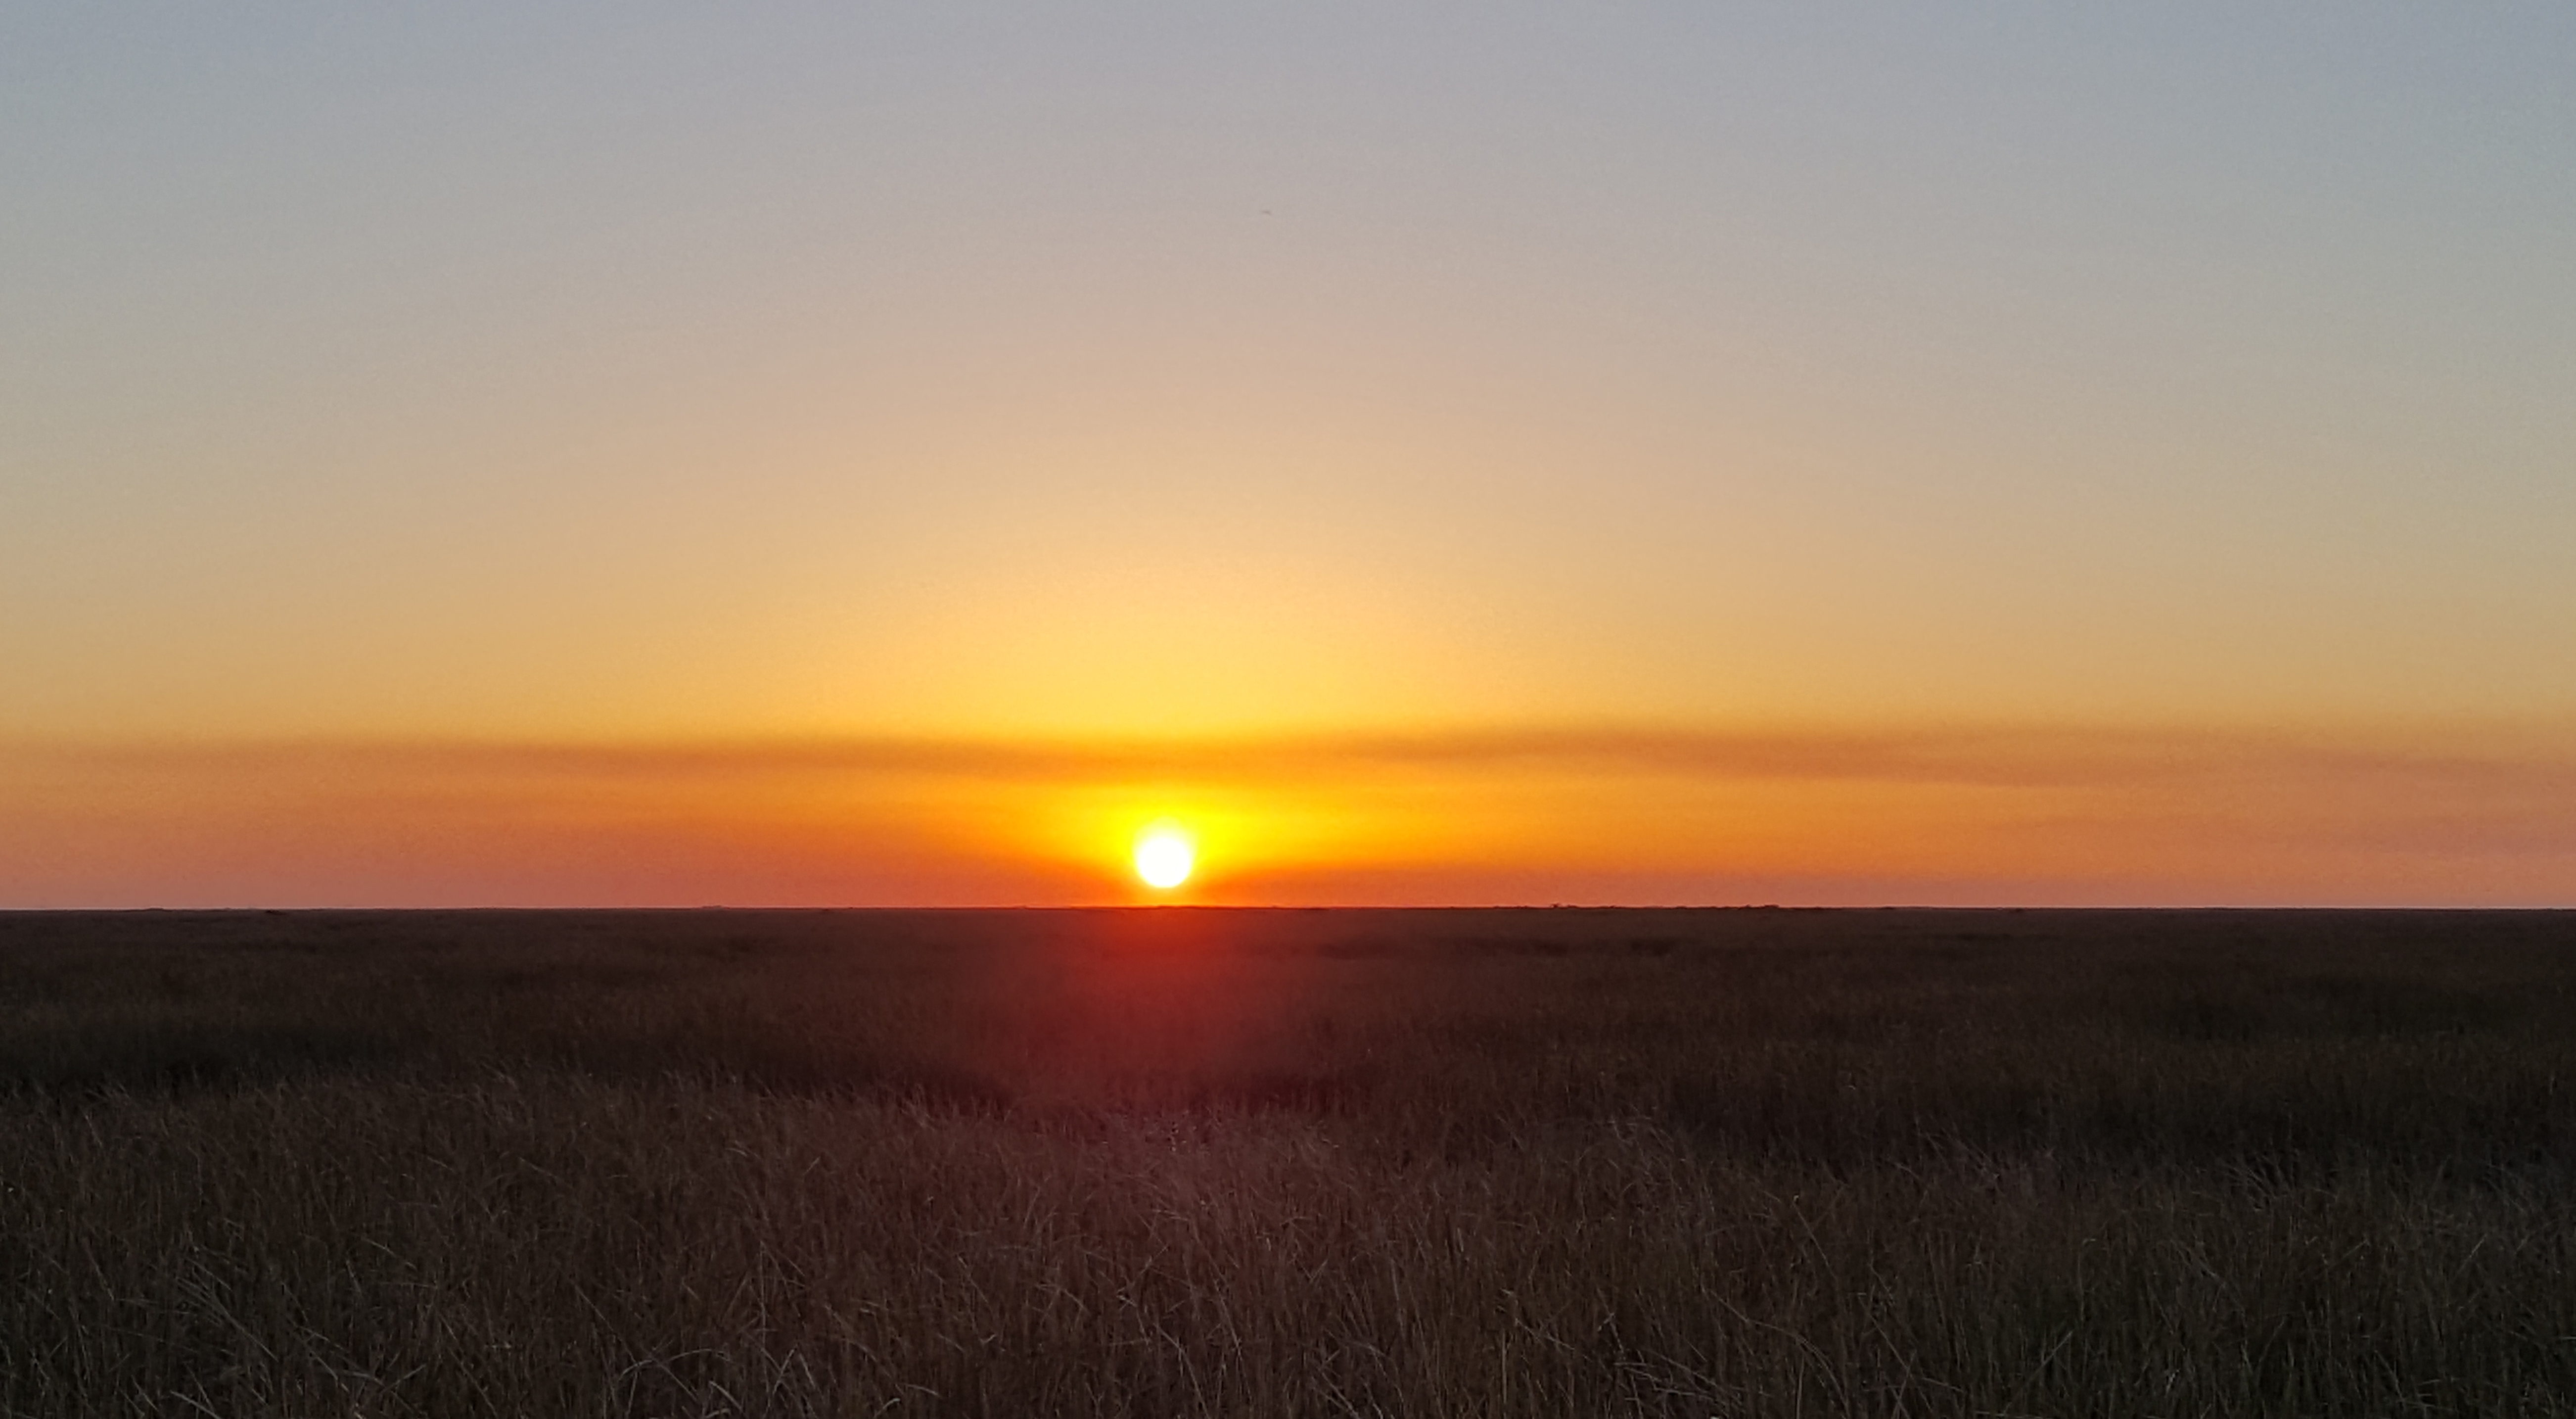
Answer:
xmin=1133 ymin=828 xmax=1194 ymax=890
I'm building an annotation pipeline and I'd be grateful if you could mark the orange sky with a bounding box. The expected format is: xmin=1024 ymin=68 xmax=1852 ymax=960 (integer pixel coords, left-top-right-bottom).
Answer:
xmin=7 ymin=726 xmax=2570 ymax=907
xmin=4 ymin=8 xmax=2573 ymax=904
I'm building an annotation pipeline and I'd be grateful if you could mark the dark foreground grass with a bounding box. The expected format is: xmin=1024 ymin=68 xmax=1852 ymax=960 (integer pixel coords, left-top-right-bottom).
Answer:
xmin=1 ymin=908 xmax=2573 ymax=1417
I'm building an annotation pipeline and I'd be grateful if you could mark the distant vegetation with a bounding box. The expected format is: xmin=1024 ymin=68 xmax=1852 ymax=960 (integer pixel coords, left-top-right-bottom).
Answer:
xmin=2 ymin=907 xmax=2573 ymax=1416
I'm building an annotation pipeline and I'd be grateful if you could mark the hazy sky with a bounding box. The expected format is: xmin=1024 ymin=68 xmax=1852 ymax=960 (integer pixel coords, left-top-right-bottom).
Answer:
xmin=6 ymin=5 xmax=2572 ymax=903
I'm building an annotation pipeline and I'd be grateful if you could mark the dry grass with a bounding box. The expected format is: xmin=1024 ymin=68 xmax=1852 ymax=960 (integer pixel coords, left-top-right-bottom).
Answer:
xmin=2 ymin=907 xmax=2573 ymax=1416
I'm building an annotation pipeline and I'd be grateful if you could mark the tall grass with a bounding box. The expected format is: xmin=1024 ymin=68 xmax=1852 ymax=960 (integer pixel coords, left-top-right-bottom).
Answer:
xmin=1 ymin=907 xmax=2572 ymax=1416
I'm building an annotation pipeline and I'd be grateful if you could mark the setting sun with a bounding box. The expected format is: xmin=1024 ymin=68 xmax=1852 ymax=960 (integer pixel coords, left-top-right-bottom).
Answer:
xmin=1133 ymin=826 xmax=1195 ymax=890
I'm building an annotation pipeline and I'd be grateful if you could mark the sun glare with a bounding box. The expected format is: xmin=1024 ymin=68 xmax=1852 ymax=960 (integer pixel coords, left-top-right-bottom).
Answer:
xmin=1133 ymin=826 xmax=1195 ymax=890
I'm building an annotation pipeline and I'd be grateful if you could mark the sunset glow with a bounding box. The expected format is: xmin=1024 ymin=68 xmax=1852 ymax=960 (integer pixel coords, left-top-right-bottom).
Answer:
xmin=2 ymin=8 xmax=2571 ymax=906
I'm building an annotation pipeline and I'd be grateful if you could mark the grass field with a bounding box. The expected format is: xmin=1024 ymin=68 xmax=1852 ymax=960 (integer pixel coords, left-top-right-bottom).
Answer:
xmin=2 ymin=907 xmax=2573 ymax=1417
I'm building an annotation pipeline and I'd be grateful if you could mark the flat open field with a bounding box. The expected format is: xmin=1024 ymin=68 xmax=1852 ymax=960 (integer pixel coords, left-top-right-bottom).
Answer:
xmin=3 ymin=908 xmax=2573 ymax=1417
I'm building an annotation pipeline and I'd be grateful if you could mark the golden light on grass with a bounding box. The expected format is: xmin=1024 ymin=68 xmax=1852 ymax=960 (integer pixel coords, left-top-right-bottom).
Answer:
xmin=1133 ymin=823 xmax=1196 ymax=890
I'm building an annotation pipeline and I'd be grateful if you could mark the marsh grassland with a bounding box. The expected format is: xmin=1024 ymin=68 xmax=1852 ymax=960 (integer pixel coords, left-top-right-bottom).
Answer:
xmin=2 ymin=907 xmax=2573 ymax=1417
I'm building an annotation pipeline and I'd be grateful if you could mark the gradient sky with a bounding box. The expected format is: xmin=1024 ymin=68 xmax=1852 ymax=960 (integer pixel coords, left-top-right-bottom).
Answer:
xmin=5 ymin=4 xmax=2573 ymax=905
